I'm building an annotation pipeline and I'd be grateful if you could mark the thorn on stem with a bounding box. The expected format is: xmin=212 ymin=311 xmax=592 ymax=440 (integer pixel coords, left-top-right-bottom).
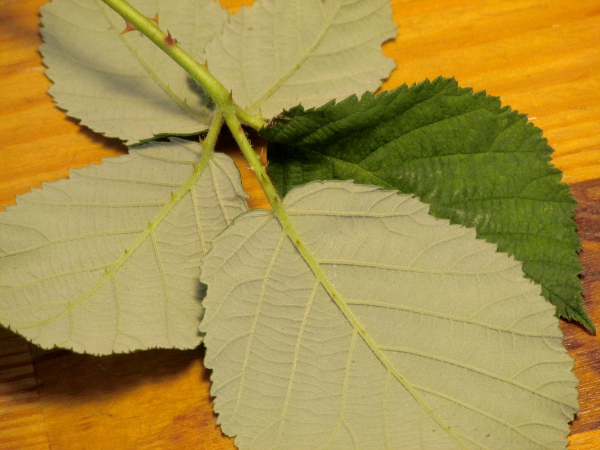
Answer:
xmin=164 ymin=30 xmax=179 ymax=47
xmin=120 ymin=13 xmax=159 ymax=34
xmin=120 ymin=21 xmax=136 ymax=34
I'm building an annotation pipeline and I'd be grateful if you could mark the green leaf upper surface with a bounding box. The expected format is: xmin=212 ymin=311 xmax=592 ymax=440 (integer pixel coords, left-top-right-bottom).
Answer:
xmin=201 ymin=181 xmax=578 ymax=449
xmin=40 ymin=0 xmax=228 ymax=145
xmin=262 ymin=77 xmax=593 ymax=332
xmin=0 ymin=139 xmax=248 ymax=355
xmin=205 ymin=0 xmax=397 ymax=118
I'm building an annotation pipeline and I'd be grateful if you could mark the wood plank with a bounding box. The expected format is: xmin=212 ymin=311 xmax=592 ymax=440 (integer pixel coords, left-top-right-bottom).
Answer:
xmin=0 ymin=329 xmax=48 ymax=450
xmin=31 ymin=347 xmax=233 ymax=449
xmin=1 ymin=0 xmax=599 ymax=448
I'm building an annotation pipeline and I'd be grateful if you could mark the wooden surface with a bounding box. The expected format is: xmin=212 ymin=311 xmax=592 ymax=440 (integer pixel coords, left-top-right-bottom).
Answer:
xmin=1 ymin=0 xmax=599 ymax=448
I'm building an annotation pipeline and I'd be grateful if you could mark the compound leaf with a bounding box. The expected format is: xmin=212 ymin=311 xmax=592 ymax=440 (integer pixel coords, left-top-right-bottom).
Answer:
xmin=40 ymin=0 xmax=228 ymax=145
xmin=0 ymin=139 xmax=248 ymax=355
xmin=262 ymin=77 xmax=592 ymax=332
xmin=201 ymin=181 xmax=578 ymax=449
xmin=205 ymin=0 xmax=397 ymax=118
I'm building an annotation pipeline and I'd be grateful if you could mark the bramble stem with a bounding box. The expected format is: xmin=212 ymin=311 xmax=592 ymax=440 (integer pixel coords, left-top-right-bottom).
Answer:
xmin=100 ymin=0 xmax=288 ymax=230
xmin=100 ymin=0 xmax=265 ymax=130
xmin=222 ymin=106 xmax=283 ymax=210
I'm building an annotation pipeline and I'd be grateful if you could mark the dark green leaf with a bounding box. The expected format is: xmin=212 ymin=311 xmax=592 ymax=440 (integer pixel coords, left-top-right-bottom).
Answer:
xmin=261 ymin=77 xmax=593 ymax=332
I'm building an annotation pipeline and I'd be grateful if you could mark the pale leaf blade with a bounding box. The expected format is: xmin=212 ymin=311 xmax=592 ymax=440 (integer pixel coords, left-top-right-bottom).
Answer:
xmin=201 ymin=181 xmax=578 ymax=449
xmin=40 ymin=0 xmax=228 ymax=145
xmin=0 ymin=139 xmax=248 ymax=355
xmin=206 ymin=0 xmax=397 ymax=118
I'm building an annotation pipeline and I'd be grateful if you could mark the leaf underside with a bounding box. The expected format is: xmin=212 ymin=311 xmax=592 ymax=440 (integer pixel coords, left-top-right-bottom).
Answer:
xmin=0 ymin=139 xmax=248 ymax=355
xmin=201 ymin=181 xmax=578 ymax=449
xmin=262 ymin=77 xmax=593 ymax=332
xmin=40 ymin=0 xmax=228 ymax=145
xmin=206 ymin=0 xmax=397 ymax=118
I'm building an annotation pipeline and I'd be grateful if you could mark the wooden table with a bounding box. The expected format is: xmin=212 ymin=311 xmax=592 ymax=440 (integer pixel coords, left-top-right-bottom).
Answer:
xmin=1 ymin=0 xmax=599 ymax=448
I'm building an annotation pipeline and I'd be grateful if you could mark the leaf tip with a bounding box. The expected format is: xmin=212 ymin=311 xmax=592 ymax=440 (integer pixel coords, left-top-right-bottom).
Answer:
xmin=577 ymin=310 xmax=596 ymax=334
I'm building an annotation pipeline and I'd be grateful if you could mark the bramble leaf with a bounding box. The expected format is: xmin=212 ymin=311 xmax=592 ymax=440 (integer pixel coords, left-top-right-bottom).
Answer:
xmin=40 ymin=0 xmax=228 ymax=145
xmin=262 ymin=77 xmax=593 ymax=332
xmin=201 ymin=181 xmax=578 ymax=449
xmin=206 ymin=0 xmax=397 ymax=118
xmin=0 ymin=139 xmax=248 ymax=355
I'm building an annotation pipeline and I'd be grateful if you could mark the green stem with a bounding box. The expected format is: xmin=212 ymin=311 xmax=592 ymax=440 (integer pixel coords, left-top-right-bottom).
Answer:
xmin=101 ymin=0 xmax=322 ymax=357
xmin=100 ymin=0 xmax=309 ymax=275
xmin=200 ymin=108 xmax=224 ymax=158
xmin=222 ymin=105 xmax=282 ymax=207
xmin=100 ymin=0 xmax=278 ymax=211
xmin=236 ymin=107 xmax=266 ymax=130
xmin=100 ymin=0 xmax=360 ymax=323
xmin=100 ymin=0 xmax=266 ymax=130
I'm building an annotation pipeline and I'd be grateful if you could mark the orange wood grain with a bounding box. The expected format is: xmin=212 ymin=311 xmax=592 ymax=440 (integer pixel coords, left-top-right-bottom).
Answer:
xmin=1 ymin=0 xmax=599 ymax=448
